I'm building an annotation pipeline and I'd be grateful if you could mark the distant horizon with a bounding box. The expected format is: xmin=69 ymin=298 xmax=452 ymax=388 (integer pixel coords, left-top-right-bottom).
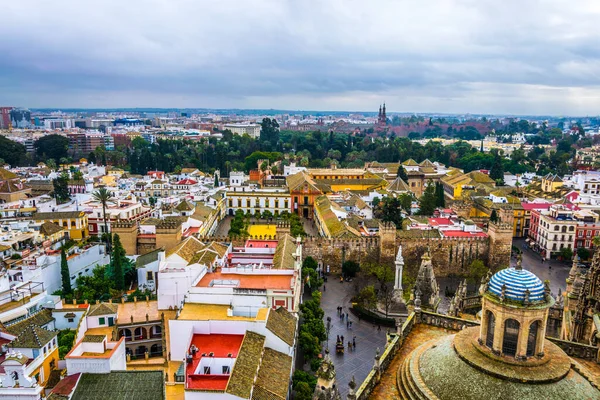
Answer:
xmin=19 ymin=106 xmax=598 ymax=119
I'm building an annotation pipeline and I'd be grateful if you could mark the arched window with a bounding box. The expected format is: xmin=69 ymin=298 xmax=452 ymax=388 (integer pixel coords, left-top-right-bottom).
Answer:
xmin=502 ymin=319 xmax=520 ymax=357
xmin=526 ymin=321 xmax=540 ymax=357
xmin=485 ymin=311 xmax=495 ymax=348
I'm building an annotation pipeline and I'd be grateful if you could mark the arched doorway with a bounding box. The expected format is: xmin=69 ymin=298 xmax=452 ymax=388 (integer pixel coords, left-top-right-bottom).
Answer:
xmin=150 ymin=325 xmax=162 ymax=339
xmin=150 ymin=343 xmax=163 ymax=356
xmin=119 ymin=328 xmax=132 ymax=341
xmin=135 ymin=346 xmax=147 ymax=358
xmin=526 ymin=320 xmax=540 ymax=357
xmin=485 ymin=311 xmax=495 ymax=348
xmin=502 ymin=319 xmax=520 ymax=357
xmin=134 ymin=327 xmax=147 ymax=340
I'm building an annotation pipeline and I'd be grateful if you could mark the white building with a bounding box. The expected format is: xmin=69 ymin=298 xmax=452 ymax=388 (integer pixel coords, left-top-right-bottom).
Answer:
xmin=229 ymin=171 xmax=248 ymax=186
xmin=66 ymin=335 xmax=126 ymax=375
xmin=283 ymin=162 xmax=307 ymax=177
xmin=223 ymin=123 xmax=261 ymax=139
xmin=225 ymin=186 xmax=289 ymax=216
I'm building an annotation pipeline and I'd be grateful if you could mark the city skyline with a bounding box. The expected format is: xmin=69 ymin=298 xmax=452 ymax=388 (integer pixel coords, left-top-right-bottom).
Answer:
xmin=2 ymin=1 xmax=600 ymax=115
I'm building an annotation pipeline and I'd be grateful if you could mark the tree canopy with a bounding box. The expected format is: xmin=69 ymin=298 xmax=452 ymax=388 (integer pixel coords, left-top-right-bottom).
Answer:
xmin=34 ymin=134 xmax=69 ymax=162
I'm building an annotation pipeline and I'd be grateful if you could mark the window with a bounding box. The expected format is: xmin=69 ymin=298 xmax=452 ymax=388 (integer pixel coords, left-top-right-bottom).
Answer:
xmin=99 ymin=317 xmax=106 ymax=325
xmin=222 ymin=366 xmax=231 ymax=374
xmin=502 ymin=319 xmax=520 ymax=357
xmin=147 ymin=271 xmax=154 ymax=281
xmin=203 ymin=366 xmax=211 ymax=374
xmin=68 ymin=318 xmax=74 ymax=323
xmin=526 ymin=321 xmax=540 ymax=357
xmin=485 ymin=311 xmax=495 ymax=348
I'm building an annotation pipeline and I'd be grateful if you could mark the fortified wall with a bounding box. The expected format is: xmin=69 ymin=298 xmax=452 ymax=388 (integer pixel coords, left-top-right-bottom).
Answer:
xmin=198 ymin=220 xmax=512 ymax=278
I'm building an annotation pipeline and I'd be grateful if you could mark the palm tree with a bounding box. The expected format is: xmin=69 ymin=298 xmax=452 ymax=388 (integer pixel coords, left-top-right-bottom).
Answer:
xmin=93 ymin=187 xmax=114 ymax=253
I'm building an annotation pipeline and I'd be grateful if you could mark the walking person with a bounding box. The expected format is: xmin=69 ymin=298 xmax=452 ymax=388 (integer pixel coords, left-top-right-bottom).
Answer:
xmin=346 ymin=320 xmax=349 ymax=329
xmin=323 ymin=285 xmax=326 ymax=292
xmin=341 ymin=335 xmax=344 ymax=344
xmin=378 ymin=325 xmax=381 ymax=332
xmin=348 ymin=341 xmax=352 ymax=352
xmin=353 ymin=336 xmax=356 ymax=348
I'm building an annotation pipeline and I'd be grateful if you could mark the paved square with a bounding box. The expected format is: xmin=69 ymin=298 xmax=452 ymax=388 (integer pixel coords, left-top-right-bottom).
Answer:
xmin=319 ymin=278 xmax=390 ymax=398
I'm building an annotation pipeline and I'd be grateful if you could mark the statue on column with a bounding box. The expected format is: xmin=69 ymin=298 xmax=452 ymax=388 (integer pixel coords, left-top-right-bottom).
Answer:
xmin=380 ymin=245 xmax=407 ymax=316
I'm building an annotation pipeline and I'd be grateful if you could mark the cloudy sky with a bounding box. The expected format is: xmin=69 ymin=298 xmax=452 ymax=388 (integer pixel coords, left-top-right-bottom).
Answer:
xmin=1 ymin=0 xmax=600 ymax=115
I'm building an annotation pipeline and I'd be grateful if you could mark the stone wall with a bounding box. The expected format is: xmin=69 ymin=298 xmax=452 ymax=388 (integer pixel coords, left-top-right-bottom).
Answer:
xmin=301 ymin=235 xmax=492 ymax=278
xmin=197 ymin=232 xmax=511 ymax=278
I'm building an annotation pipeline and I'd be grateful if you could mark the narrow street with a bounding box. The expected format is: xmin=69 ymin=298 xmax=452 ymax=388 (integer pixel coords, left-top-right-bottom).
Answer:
xmin=511 ymin=238 xmax=570 ymax=297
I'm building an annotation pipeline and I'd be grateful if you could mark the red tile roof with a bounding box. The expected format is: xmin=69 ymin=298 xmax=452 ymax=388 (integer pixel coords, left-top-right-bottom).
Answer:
xmin=521 ymin=202 xmax=553 ymax=211
xmin=441 ymin=230 xmax=488 ymax=238
xmin=50 ymin=373 xmax=81 ymax=396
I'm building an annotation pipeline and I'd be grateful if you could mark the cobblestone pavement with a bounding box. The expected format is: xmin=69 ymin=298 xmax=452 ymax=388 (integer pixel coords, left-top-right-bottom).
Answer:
xmin=320 ymin=278 xmax=389 ymax=398
xmin=368 ymin=324 xmax=450 ymax=399
xmin=214 ymin=216 xmax=232 ymax=236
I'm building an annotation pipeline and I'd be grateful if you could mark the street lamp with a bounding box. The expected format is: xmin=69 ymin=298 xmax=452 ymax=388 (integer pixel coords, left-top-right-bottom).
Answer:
xmin=325 ymin=316 xmax=331 ymax=352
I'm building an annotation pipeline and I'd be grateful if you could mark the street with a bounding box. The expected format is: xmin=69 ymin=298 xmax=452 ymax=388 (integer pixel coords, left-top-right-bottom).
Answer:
xmin=511 ymin=238 xmax=570 ymax=298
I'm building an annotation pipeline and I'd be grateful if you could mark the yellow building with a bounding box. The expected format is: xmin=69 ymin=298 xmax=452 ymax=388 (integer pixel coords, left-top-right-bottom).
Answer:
xmin=471 ymin=192 xmax=525 ymax=237
xmin=99 ymin=174 xmax=117 ymax=187
xmin=33 ymin=211 xmax=89 ymax=240
xmin=307 ymin=168 xmax=387 ymax=192
xmin=442 ymin=170 xmax=496 ymax=200
xmin=5 ymin=313 xmax=60 ymax=387
xmin=541 ymin=173 xmax=563 ymax=193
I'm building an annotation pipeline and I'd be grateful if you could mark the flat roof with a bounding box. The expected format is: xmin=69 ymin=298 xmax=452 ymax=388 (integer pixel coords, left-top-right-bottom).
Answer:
xmin=177 ymin=303 xmax=268 ymax=322
xmin=196 ymin=272 xmax=293 ymax=291
xmin=186 ymin=334 xmax=244 ymax=391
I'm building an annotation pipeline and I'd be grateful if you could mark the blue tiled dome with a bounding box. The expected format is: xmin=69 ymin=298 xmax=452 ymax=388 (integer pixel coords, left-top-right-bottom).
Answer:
xmin=488 ymin=267 xmax=545 ymax=303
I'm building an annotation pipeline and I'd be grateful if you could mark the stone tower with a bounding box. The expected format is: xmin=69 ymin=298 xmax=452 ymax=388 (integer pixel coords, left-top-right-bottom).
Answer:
xmin=378 ymin=221 xmax=396 ymax=262
xmin=487 ymin=220 xmax=513 ymax=270
xmin=155 ymin=220 xmax=183 ymax=254
xmin=111 ymin=220 xmax=138 ymax=256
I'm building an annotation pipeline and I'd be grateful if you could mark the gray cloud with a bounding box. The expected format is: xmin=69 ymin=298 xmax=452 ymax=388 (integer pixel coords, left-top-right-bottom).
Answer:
xmin=1 ymin=0 xmax=600 ymax=114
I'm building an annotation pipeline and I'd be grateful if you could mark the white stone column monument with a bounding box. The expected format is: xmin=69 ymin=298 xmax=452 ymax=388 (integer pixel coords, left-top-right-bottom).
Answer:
xmin=392 ymin=245 xmax=405 ymax=304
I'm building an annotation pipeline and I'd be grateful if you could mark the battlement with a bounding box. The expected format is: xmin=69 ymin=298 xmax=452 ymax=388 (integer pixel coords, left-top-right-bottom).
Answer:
xmin=378 ymin=221 xmax=397 ymax=232
xmin=112 ymin=220 xmax=135 ymax=229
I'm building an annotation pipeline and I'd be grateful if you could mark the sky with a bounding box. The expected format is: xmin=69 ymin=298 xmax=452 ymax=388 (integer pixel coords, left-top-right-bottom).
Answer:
xmin=2 ymin=0 xmax=600 ymax=115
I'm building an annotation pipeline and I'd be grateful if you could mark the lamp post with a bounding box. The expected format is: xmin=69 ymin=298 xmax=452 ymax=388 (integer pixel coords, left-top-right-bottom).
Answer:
xmin=325 ymin=316 xmax=331 ymax=352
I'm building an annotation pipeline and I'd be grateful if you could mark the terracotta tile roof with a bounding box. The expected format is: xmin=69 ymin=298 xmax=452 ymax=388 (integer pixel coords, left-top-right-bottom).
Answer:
xmin=0 ymin=168 xmax=17 ymax=180
xmin=165 ymin=236 xmax=205 ymax=263
xmin=9 ymin=324 xmax=57 ymax=348
xmin=136 ymin=247 xmax=163 ymax=267
xmin=33 ymin=211 xmax=85 ymax=220
xmin=40 ymin=221 xmax=64 ymax=236
xmin=193 ymin=204 xmax=216 ymax=220
xmin=49 ymin=372 xmax=81 ymax=398
xmin=252 ymin=348 xmax=292 ymax=400
xmin=402 ymin=159 xmax=419 ymax=166
xmin=286 ymin=171 xmax=321 ymax=193
xmin=266 ymin=307 xmax=296 ymax=346
xmin=175 ymin=199 xmax=195 ymax=212
xmin=467 ymin=171 xmax=495 ymax=184
xmin=272 ymin=235 xmax=297 ymax=270
xmin=87 ymin=303 xmax=118 ymax=316
xmin=388 ymin=177 xmax=410 ymax=192
xmin=6 ymin=309 xmax=54 ymax=335
xmin=71 ymin=371 xmax=165 ymax=400
xmin=226 ymin=331 xmax=265 ymax=398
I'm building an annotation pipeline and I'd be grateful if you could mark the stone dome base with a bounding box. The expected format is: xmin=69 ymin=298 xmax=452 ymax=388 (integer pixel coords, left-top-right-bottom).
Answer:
xmin=453 ymin=327 xmax=571 ymax=383
xmin=395 ymin=328 xmax=600 ymax=400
